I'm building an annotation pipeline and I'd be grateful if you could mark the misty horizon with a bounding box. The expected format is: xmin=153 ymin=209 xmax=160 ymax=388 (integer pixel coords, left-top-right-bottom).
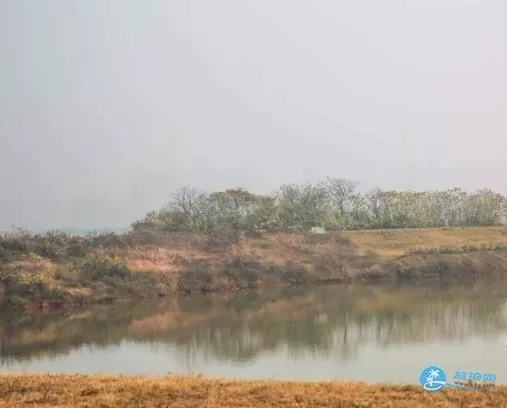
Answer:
xmin=2 ymin=0 xmax=506 ymax=230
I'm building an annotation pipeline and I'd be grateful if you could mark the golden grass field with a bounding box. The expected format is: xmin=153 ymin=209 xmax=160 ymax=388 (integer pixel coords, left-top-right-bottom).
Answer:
xmin=114 ymin=226 xmax=507 ymax=291
xmin=116 ymin=226 xmax=507 ymax=270
xmin=0 ymin=374 xmax=505 ymax=408
xmin=343 ymin=226 xmax=507 ymax=260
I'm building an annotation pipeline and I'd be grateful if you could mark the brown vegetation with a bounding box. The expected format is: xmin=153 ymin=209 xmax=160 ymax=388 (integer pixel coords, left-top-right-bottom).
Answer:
xmin=0 ymin=374 xmax=506 ymax=407
xmin=345 ymin=226 xmax=507 ymax=260
xmin=2 ymin=227 xmax=507 ymax=312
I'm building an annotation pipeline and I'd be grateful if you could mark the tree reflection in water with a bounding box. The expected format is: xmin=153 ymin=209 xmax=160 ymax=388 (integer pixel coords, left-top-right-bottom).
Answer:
xmin=1 ymin=280 xmax=507 ymax=367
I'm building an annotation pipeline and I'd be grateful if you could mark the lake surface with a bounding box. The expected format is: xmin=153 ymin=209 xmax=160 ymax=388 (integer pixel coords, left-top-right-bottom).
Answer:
xmin=1 ymin=281 xmax=507 ymax=384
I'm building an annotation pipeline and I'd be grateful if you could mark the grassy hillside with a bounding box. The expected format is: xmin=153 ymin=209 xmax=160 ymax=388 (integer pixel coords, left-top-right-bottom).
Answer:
xmin=0 ymin=374 xmax=505 ymax=408
xmin=2 ymin=227 xmax=507 ymax=311
xmin=345 ymin=226 xmax=507 ymax=260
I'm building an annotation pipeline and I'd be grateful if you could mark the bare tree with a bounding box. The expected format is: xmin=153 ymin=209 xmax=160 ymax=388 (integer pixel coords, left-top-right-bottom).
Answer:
xmin=139 ymin=180 xmax=507 ymax=234
xmin=277 ymin=182 xmax=330 ymax=230
xmin=326 ymin=178 xmax=359 ymax=215
xmin=365 ymin=188 xmax=383 ymax=223
xmin=168 ymin=186 xmax=208 ymax=232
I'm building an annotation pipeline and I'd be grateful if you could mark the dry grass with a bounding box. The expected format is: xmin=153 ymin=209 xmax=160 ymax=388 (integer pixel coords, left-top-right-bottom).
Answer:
xmin=115 ymin=227 xmax=507 ymax=272
xmin=4 ymin=227 xmax=507 ymax=311
xmin=344 ymin=227 xmax=507 ymax=260
xmin=110 ymin=232 xmax=359 ymax=278
xmin=0 ymin=374 xmax=505 ymax=408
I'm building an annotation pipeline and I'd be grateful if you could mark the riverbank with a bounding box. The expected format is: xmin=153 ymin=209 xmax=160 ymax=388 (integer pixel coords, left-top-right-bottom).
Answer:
xmin=2 ymin=227 xmax=507 ymax=312
xmin=0 ymin=374 xmax=505 ymax=407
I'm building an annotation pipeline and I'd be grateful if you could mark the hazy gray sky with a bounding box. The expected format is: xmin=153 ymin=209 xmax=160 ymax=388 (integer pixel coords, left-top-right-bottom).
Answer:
xmin=1 ymin=0 xmax=506 ymax=230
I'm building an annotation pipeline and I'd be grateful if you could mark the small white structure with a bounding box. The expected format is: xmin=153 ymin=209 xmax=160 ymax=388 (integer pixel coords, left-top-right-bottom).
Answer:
xmin=310 ymin=227 xmax=326 ymax=234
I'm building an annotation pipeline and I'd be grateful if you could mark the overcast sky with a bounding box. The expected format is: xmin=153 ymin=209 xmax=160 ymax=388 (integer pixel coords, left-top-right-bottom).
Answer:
xmin=1 ymin=0 xmax=506 ymax=230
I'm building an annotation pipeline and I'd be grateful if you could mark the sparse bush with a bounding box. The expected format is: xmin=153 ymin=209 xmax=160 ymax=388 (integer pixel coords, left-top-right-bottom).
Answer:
xmin=77 ymin=256 xmax=132 ymax=286
xmin=178 ymin=261 xmax=215 ymax=293
xmin=313 ymin=253 xmax=348 ymax=279
xmin=0 ymin=230 xmax=97 ymax=263
xmin=53 ymin=264 xmax=79 ymax=286
xmin=0 ymin=264 xmax=51 ymax=300
xmin=201 ymin=230 xmax=238 ymax=253
xmin=172 ymin=254 xmax=189 ymax=267
xmin=88 ymin=232 xmax=131 ymax=249
xmin=334 ymin=235 xmax=353 ymax=246
xmin=263 ymin=263 xmax=312 ymax=284
xmin=279 ymin=265 xmax=312 ymax=284
xmin=256 ymin=241 xmax=272 ymax=250
xmin=244 ymin=229 xmax=263 ymax=239
xmin=224 ymin=257 xmax=262 ymax=286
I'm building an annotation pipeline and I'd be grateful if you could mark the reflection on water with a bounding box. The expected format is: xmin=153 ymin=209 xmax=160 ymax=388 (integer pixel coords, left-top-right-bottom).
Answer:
xmin=1 ymin=281 xmax=507 ymax=382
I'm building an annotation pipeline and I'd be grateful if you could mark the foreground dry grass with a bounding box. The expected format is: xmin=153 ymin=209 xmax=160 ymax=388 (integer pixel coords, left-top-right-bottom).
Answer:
xmin=0 ymin=374 xmax=506 ymax=408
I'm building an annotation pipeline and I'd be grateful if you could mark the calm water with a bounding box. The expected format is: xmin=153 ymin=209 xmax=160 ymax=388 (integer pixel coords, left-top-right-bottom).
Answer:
xmin=1 ymin=281 xmax=507 ymax=384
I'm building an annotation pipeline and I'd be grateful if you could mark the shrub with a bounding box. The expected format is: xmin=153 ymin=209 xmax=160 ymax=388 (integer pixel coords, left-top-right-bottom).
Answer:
xmin=278 ymin=265 xmax=312 ymax=284
xmin=0 ymin=265 xmax=49 ymax=299
xmin=0 ymin=230 xmax=95 ymax=263
xmin=178 ymin=261 xmax=215 ymax=293
xmin=201 ymin=230 xmax=238 ymax=253
xmin=77 ymin=256 xmax=132 ymax=285
xmin=256 ymin=241 xmax=272 ymax=250
xmin=172 ymin=254 xmax=189 ymax=266
xmin=244 ymin=229 xmax=263 ymax=239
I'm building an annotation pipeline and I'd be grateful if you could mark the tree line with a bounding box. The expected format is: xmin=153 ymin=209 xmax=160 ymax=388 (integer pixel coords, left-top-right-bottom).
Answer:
xmin=132 ymin=178 xmax=507 ymax=235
